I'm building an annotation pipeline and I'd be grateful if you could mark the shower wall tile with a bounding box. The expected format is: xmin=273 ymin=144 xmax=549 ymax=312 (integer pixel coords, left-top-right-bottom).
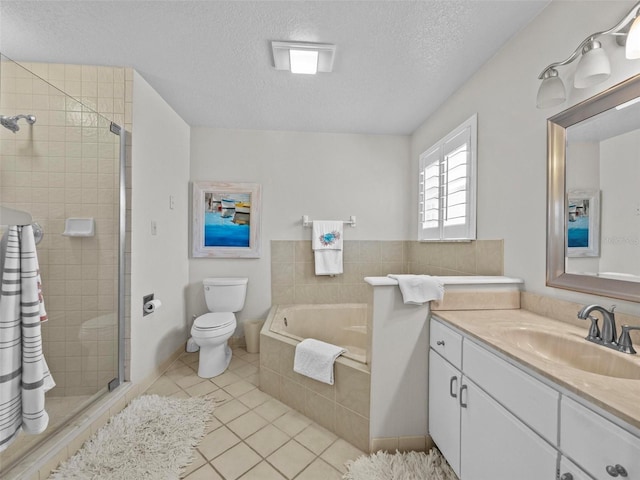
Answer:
xmin=0 ymin=59 xmax=133 ymax=407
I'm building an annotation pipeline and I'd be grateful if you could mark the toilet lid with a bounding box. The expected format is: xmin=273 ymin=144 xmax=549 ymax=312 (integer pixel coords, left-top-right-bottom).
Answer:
xmin=194 ymin=312 xmax=235 ymax=330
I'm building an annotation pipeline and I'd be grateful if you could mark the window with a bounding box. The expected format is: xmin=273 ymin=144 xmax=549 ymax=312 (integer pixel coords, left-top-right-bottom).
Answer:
xmin=418 ymin=114 xmax=477 ymax=241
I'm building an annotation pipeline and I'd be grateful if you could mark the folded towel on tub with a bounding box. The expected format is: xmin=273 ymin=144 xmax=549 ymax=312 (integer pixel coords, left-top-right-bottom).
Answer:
xmin=294 ymin=338 xmax=346 ymax=385
xmin=387 ymin=274 xmax=444 ymax=305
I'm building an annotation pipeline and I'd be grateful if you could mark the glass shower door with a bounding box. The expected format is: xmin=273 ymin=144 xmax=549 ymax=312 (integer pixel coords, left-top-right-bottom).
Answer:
xmin=0 ymin=54 xmax=124 ymax=473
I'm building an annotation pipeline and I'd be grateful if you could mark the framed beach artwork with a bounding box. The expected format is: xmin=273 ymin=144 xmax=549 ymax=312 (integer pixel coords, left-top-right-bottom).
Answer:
xmin=192 ymin=181 xmax=262 ymax=258
xmin=566 ymin=189 xmax=600 ymax=258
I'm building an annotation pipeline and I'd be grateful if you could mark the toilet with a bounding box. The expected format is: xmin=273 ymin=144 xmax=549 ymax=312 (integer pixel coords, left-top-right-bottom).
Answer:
xmin=191 ymin=277 xmax=248 ymax=378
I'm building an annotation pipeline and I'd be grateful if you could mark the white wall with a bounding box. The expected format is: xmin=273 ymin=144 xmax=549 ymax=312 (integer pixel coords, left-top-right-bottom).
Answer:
xmin=189 ymin=128 xmax=410 ymax=333
xmin=130 ymin=71 xmax=191 ymax=382
xmin=410 ymin=1 xmax=640 ymax=316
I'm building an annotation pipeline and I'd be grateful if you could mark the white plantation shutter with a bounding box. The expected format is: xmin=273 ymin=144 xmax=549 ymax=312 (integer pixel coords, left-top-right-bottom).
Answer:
xmin=419 ymin=146 xmax=442 ymax=240
xmin=418 ymin=114 xmax=477 ymax=241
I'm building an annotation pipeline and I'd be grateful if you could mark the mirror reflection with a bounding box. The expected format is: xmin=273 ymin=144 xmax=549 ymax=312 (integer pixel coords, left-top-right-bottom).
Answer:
xmin=547 ymin=73 xmax=640 ymax=303
xmin=565 ymin=98 xmax=640 ymax=282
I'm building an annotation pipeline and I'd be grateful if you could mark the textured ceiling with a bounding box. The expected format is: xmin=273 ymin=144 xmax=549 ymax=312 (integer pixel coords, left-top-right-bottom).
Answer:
xmin=0 ymin=1 xmax=550 ymax=135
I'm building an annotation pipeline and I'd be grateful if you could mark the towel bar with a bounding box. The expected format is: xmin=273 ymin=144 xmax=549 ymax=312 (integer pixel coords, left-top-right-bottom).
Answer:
xmin=301 ymin=215 xmax=356 ymax=228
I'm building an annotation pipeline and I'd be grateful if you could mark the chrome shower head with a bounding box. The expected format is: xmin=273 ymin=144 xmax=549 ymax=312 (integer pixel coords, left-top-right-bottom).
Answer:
xmin=1 ymin=114 xmax=36 ymax=133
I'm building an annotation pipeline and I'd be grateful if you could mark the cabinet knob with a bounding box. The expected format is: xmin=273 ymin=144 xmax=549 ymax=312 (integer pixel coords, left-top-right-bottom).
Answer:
xmin=560 ymin=473 xmax=573 ymax=480
xmin=606 ymin=464 xmax=628 ymax=477
xmin=436 ymin=340 xmax=445 ymax=346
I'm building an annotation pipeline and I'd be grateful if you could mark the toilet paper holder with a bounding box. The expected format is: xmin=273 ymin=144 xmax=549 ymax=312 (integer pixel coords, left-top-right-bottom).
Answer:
xmin=143 ymin=293 xmax=154 ymax=316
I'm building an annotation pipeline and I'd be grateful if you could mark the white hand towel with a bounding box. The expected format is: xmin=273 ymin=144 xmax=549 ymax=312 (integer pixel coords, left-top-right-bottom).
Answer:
xmin=312 ymin=221 xmax=343 ymax=275
xmin=312 ymin=220 xmax=343 ymax=250
xmin=293 ymin=338 xmax=346 ymax=385
xmin=387 ymin=274 xmax=445 ymax=305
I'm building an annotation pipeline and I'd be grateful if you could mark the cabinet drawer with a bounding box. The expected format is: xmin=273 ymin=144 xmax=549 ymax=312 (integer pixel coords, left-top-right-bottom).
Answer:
xmin=463 ymin=339 xmax=559 ymax=444
xmin=561 ymin=396 xmax=640 ymax=479
xmin=430 ymin=318 xmax=462 ymax=369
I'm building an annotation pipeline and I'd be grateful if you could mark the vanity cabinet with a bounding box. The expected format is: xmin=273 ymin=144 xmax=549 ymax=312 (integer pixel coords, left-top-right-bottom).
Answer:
xmin=428 ymin=318 xmax=463 ymax=475
xmin=561 ymin=396 xmax=640 ymax=479
xmin=429 ymin=317 xmax=640 ymax=480
xmin=429 ymin=319 xmax=557 ymax=480
xmin=428 ymin=350 xmax=462 ymax=476
xmin=459 ymin=377 xmax=557 ymax=480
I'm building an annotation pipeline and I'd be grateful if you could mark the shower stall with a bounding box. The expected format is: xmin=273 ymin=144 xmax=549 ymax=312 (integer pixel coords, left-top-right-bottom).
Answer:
xmin=0 ymin=54 xmax=127 ymax=475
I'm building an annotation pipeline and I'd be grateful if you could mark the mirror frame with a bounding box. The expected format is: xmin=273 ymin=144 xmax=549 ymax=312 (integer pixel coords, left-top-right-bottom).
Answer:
xmin=547 ymin=73 xmax=640 ymax=303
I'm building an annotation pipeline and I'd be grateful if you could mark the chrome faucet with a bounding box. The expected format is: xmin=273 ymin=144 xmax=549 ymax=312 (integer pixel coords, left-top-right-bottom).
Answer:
xmin=618 ymin=325 xmax=640 ymax=354
xmin=577 ymin=304 xmax=618 ymax=347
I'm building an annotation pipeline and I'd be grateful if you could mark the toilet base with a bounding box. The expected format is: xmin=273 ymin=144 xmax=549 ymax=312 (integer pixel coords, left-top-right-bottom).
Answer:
xmin=186 ymin=336 xmax=200 ymax=353
xmin=197 ymin=344 xmax=232 ymax=378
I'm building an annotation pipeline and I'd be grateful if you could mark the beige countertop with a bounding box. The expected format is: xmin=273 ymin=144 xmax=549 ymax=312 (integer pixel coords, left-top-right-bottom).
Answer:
xmin=432 ymin=309 xmax=640 ymax=433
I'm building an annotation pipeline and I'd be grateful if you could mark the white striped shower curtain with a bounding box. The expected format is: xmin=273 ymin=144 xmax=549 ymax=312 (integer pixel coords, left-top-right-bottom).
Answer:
xmin=0 ymin=225 xmax=55 ymax=453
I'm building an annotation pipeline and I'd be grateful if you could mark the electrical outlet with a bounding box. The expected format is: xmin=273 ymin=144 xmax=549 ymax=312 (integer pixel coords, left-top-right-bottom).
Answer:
xmin=143 ymin=293 xmax=154 ymax=316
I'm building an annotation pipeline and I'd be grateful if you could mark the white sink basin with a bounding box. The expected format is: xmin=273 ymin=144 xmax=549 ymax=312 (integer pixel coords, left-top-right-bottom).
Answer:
xmin=503 ymin=327 xmax=640 ymax=380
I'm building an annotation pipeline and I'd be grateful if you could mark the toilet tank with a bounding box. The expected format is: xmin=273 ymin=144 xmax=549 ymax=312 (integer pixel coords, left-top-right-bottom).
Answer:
xmin=203 ymin=277 xmax=248 ymax=312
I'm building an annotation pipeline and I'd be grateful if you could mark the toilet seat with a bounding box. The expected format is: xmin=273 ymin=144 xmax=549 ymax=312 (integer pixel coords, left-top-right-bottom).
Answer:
xmin=192 ymin=312 xmax=236 ymax=338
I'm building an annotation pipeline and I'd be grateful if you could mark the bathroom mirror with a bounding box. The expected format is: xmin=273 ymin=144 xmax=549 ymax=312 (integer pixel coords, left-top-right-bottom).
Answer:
xmin=547 ymin=73 xmax=640 ymax=303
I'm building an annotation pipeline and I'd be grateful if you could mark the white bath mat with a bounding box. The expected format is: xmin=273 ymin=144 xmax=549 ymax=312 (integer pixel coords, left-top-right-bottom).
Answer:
xmin=343 ymin=448 xmax=458 ymax=480
xmin=49 ymin=394 xmax=214 ymax=480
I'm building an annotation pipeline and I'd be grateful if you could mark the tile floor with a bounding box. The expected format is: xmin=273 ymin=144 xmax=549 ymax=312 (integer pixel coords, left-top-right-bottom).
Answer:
xmin=144 ymin=347 xmax=365 ymax=480
xmin=1 ymin=394 xmax=93 ymax=472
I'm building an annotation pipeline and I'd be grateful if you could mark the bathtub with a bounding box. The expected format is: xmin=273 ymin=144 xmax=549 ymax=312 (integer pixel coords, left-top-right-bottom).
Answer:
xmin=259 ymin=303 xmax=371 ymax=452
xmin=267 ymin=303 xmax=368 ymax=364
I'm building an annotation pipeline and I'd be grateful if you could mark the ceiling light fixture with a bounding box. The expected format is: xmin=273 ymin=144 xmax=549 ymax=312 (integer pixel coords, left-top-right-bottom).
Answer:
xmin=536 ymin=1 xmax=640 ymax=108
xmin=289 ymin=49 xmax=319 ymax=75
xmin=272 ymin=41 xmax=336 ymax=74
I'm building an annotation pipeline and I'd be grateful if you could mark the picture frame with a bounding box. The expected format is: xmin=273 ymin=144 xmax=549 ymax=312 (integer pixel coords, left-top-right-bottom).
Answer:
xmin=192 ymin=181 xmax=262 ymax=258
xmin=566 ymin=189 xmax=600 ymax=258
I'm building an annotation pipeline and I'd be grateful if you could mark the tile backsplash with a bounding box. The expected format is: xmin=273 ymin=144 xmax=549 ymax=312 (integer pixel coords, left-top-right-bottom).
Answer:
xmin=271 ymin=239 xmax=504 ymax=304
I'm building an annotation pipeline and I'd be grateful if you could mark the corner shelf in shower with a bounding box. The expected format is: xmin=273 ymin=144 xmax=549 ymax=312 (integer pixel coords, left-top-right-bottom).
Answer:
xmin=62 ymin=218 xmax=95 ymax=237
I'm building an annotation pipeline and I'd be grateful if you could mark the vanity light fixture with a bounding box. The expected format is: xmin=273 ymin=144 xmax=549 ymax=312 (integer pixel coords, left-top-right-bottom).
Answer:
xmin=271 ymin=41 xmax=336 ymax=74
xmin=573 ymin=39 xmax=611 ymax=89
xmin=536 ymin=1 xmax=640 ymax=108
xmin=536 ymin=68 xmax=566 ymax=109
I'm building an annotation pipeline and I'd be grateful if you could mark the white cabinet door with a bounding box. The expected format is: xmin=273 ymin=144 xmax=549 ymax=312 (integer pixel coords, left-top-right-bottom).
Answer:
xmin=460 ymin=378 xmax=558 ymax=480
xmin=561 ymin=396 xmax=640 ymax=479
xmin=429 ymin=349 xmax=461 ymax=477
